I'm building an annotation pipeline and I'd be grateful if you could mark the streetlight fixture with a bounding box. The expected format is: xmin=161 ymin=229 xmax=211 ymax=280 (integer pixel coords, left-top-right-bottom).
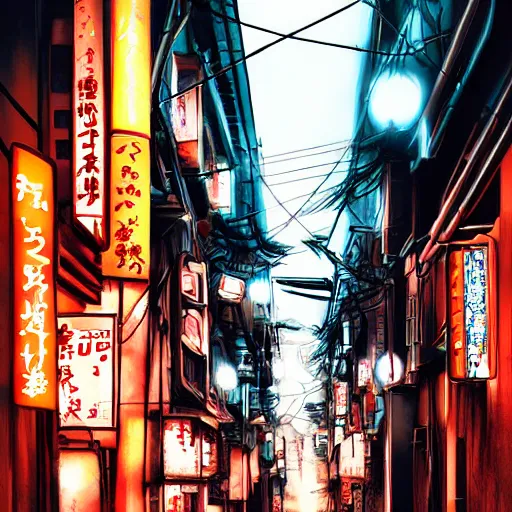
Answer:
xmin=215 ymin=362 xmax=238 ymax=391
xmin=248 ymin=280 xmax=271 ymax=304
xmin=374 ymin=351 xmax=404 ymax=390
xmin=369 ymin=71 xmax=423 ymax=130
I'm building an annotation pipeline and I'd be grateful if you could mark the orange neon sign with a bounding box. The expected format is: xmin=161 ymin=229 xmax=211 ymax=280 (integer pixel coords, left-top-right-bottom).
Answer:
xmin=73 ymin=0 xmax=106 ymax=243
xmin=111 ymin=0 xmax=151 ymax=137
xmin=103 ymin=135 xmax=150 ymax=279
xmin=11 ymin=144 xmax=57 ymax=409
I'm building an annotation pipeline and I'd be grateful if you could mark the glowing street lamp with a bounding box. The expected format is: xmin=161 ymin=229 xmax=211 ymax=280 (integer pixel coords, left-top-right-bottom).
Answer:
xmin=248 ymin=280 xmax=271 ymax=304
xmin=374 ymin=351 xmax=404 ymax=390
xmin=215 ymin=363 xmax=238 ymax=391
xmin=369 ymin=71 xmax=423 ymax=130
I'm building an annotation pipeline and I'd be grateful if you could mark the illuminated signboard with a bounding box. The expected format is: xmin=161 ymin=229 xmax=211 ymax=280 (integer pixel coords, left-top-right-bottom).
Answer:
xmin=111 ymin=0 xmax=151 ymax=137
xmin=57 ymin=315 xmax=115 ymax=428
xmin=164 ymin=485 xmax=198 ymax=512
xmin=73 ymin=0 xmax=106 ymax=242
xmin=357 ymin=358 xmax=372 ymax=388
xmin=163 ymin=418 xmax=218 ymax=479
xmin=218 ymin=274 xmax=245 ymax=303
xmin=11 ymin=144 xmax=57 ymax=410
xmin=103 ymin=135 xmax=150 ymax=279
xmin=339 ymin=433 xmax=365 ymax=479
xmin=173 ymin=254 xmax=210 ymax=402
xmin=448 ymin=242 xmax=496 ymax=381
xmin=229 ymin=447 xmax=249 ymax=501
xmin=59 ymin=450 xmax=101 ymax=512
xmin=334 ymin=381 xmax=348 ymax=417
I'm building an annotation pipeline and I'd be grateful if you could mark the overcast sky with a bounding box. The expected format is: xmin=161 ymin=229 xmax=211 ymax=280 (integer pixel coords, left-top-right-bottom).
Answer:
xmin=239 ymin=0 xmax=373 ymax=326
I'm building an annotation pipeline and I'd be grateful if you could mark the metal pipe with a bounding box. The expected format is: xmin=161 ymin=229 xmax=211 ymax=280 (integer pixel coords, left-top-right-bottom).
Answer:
xmin=419 ymin=73 xmax=512 ymax=263
xmin=429 ymin=0 xmax=495 ymax=157
xmin=419 ymin=0 xmax=480 ymax=128
xmin=440 ymin=113 xmax=512 ymax=242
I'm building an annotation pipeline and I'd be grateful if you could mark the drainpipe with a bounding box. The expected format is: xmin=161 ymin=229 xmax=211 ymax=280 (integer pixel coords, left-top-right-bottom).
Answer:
xmin=418 ymin=0 xmax=480 ymax=133
xmin=428 ymin=0 xmax=495 ymax=157
xmin=419 ymin=72 xmax=512 ymax=264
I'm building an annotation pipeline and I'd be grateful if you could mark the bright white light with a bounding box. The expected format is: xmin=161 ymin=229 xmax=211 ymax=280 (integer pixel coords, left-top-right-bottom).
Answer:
xmin=273 ymin=358 xmax=284 ymax=380
xmin=369 ymin=72 xmax=422 ymax=130
xmin=215 ymin=363 xmax=238 ymax=391
xmin=374 ymin=351 xmax=404 ymax=389
xmin=248 ymin=280 xmax=271 ymax=304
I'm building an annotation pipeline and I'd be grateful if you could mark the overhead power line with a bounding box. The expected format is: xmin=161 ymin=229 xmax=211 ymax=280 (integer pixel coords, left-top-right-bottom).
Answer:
xmin=167 ymin=0 xmax=362 ymax=100
xmin=262 ymin=139 xmax=351 ymax=159
xmin=200 ymin=1 xmax=452 ymax=59
xmin=263 ymin=160 xmax=349 ymax=178
xmin=266 ymin=169 xmax=348 ymax=186
xmin=263 ymin=145 xmax=351 ymax=165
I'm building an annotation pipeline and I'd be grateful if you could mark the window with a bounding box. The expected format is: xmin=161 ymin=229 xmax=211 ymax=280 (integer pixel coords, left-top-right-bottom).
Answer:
xmin=55 ymin=139 xmax=71 ymax=160
xmin=51 ymin=45 xmax=72 ymax=93
xmin=54 ymin=109 xmax=71 ymax=129
xmin=183 ymin=347 xmax=206 ymax=395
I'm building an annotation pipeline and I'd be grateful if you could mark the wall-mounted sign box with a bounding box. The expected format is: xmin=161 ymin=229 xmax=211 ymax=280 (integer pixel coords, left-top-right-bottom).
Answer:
xmin=163 ymin=417 xmax=218 ymax=479
xmin=172 ymin=253 xmax=210 ymax=405
xmin=11 ymin=144 xmax=57 ymax=410
xmin=73 ymin=0 xmax=106 ymax=244
xmin=57 ymin=315 xmax=116 ymax=428
xmin=447 ymin=235 xmax=497 ymax=381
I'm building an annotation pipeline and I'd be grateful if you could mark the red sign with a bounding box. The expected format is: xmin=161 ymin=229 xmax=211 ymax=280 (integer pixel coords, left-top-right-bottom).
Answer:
xmin=334 ymin=381 xmax=348 ymax=417
xmin=272 ymin=495 xmax=282 ymax=512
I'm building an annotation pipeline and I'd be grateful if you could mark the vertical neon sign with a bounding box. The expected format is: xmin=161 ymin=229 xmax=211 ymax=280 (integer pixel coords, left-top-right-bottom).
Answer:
xmin=105 ymin=0 xmax=151 ymax=279
xmin=12 ymin=144 xmax=57 ymax=409
xmin=73 ymin=0 xmax=106 ymax=242
xmin=449 ymin=241 xmax=496 ymax=381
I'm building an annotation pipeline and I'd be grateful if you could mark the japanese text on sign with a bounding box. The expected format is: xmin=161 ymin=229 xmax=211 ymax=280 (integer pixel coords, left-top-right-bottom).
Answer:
xmin=57 ymin=316 xmax=114 ymax=427
xmin=104 ymin=135 xmax=150 ymax=279
xmin=12 ymin=145 xmax=57 ymax=410
xmin=74 ymin=0 xmax=105 ymax=241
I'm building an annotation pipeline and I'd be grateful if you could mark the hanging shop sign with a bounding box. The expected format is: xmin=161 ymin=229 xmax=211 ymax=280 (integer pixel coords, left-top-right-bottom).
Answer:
xmin=357 ymin=358 xmax=372 ymax=388
xmin=229 ymin=447 xmax=250 ymax=501
xmin=339 ymin=433 xmax=365 ymax=480
xmin=334 ymin=417 xmax=345 ymax=447
xmin=164 ymin=484 xmax=198 ymax=512
xmin=172 ymin=253 xmax=210 ymax=402
xmin=163 ymin=417 xmax=218 ymax=479
xmin=73 ymin=0 xmax=106 ymax=243
xmin=57 ymin=315 xmax=115 ymax=428
xmin=171 ymin=55 xmax=202 ymax=169
xmin=59 ymin=448 xmax=101 ymax=512
xmin=111 ymin=0 xmax=151 ymax=137
xmin=448 ymin=239 xmax=497 ymax=381
xmin=349 ymin=402 xmax=362 ymax=433
xmin=218 ymin=274 xmax=245 ymax=303
xmin=11 ymin=144 xmax=57 ymax=410
xmin=341 ymin=480 xmax=353 ymax=504
xmin=334 ymin=381 xmax=349 ymax=417
xmin=103 ymin=134 xmax=150 ymax=279
xmin=353 ymin=485 xmax=364 ymax=512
